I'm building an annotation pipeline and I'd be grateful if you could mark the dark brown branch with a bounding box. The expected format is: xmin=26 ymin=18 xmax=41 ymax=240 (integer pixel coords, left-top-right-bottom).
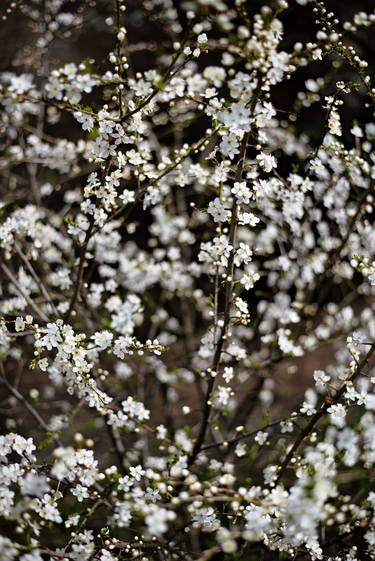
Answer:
xmin=275 ymin=342 xmax=375 ymax=483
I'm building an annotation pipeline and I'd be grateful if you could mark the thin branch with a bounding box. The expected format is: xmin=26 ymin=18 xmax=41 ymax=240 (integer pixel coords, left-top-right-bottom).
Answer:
xmin=275 ymin=342 xmax=375 ymax=483
xmin=0 ymin=261 xmax=50 ymax=322
xmin=14 ymin=242 xmax=58 ymax=316
xmin=0 ymin=364 xmax=61 ymax=446
xmin=188 ymin=79 xmax=263 ymax=468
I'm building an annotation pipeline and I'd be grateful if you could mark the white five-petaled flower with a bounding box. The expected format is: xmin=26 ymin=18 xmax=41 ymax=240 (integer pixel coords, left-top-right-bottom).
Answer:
xmin=256 ymin=151 xmax=277 ymax=173
xmin=208 ymin=197 xmax=231 ymax=222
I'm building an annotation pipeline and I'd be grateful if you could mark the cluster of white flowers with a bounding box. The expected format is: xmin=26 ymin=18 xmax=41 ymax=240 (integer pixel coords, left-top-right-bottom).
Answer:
xmin=0 ymin=0 xmax=375 ymax=559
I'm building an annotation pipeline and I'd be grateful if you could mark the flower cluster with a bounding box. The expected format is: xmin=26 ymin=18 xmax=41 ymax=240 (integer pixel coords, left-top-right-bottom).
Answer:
xmin=0 ymin=0 xmax=375 ymax=560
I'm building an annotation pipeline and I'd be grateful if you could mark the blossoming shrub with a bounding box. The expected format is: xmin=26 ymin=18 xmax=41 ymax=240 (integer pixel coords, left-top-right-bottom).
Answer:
xmin=0 ymin=0 xmax=375 ymax=559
